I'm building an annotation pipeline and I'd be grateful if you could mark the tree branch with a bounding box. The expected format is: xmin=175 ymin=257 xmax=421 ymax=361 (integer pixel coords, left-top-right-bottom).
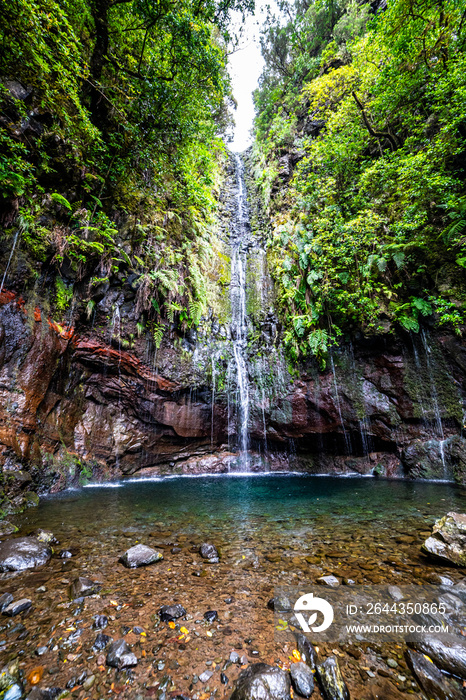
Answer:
xmin=352 ymin=91 xmax=399 ymax=151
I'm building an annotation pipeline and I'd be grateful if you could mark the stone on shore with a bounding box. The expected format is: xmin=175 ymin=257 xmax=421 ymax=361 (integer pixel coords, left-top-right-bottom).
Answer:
xmin=421 ymin=512 xmax=466 ymax=566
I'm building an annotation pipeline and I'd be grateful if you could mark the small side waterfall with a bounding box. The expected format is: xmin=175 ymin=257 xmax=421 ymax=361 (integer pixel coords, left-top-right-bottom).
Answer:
xmin=229 ymin=153 xmax=250 ymax=469
xmin=0 ymin=228 xmax=20 ymax=294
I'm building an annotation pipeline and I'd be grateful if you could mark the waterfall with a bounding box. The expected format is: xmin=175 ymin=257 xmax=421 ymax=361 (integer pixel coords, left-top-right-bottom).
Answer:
xmin=229 ymin=153 xmax=250 ymax=469
xmin=0 ymin=228 xmax=20 ymax=294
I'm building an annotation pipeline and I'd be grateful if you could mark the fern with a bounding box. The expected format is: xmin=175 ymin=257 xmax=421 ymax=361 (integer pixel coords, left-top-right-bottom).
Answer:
xmin=152 ymin=323 xmax=164 ymax=349
xmin=189 ymin=299 xmax=203 ymax=325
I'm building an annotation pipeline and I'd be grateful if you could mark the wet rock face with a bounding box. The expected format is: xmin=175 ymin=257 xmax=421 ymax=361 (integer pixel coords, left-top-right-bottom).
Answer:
xmin=1 ymin=293 xmax=466 ymax=487
xmin=422 ymin=512 xmax=466 ymax=566
xmin=0 ymin=537 xmax=51 ymax=572
xmin=230 ymin=663 xmax=291 ymax=700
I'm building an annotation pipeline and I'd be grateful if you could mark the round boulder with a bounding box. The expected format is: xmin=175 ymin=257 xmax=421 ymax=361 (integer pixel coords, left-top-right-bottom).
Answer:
xmin=230 ymin=663 xmax=291 ymax=700
xmin=0 ymin=537 xmax=52 ymax=572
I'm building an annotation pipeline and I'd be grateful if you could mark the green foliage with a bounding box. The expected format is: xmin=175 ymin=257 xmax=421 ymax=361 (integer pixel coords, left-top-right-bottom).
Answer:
xmin=0 ymin=0 xmax=253 ymax=329
xmin=55 ymin=277 xmax=73 ymax=312
xmin=254 ymin=0 xmax=466 ymax=362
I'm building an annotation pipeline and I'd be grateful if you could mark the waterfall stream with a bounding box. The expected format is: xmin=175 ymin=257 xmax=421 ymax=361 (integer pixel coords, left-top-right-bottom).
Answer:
xmin=229 ymin=153 xmax=250 ymax=469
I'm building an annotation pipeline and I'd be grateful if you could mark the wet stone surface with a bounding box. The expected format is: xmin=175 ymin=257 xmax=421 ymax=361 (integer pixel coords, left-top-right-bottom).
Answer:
xmin=0 ymin=474 xmax=465 ymax=699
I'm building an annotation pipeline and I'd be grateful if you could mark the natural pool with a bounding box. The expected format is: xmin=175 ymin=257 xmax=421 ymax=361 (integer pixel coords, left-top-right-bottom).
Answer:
xmin=2 ymin=474 xmax=466 ymax=700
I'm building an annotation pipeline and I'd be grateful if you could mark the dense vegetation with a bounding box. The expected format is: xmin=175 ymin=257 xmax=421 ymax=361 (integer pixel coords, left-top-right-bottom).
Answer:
xmin=253 ymin=0 xmax=466 ymax=365
xmin=0 ymin=0 xmax=252 ymax=340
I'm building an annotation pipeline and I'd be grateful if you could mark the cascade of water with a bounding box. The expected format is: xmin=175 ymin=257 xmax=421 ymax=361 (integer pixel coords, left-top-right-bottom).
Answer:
xmin=229 ymin=153 xmax=251 ymax=470
xmin=0 ymin=229 xmax=20 ymax=294
xmin=420 ymin=329 xmax=447 ymax=476
xmin=329 ymin=354 xmax=351 ymax=453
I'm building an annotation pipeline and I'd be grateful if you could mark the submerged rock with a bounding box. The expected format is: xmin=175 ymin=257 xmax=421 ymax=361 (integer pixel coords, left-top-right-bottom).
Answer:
xmin=159 ymin=604 xmax=186 ymax=621
xmin=316 ymin=657 xmax=349 ymax=700
xmin=317 ymin=575 xmax=340 ymax=588
xmin=2 ymin=684 xmax=23 ymax=700
xmin=35 ymin=529 xmax=58 ymax=545
xmin=0 ymin=522 xmax=18 ymax=537
xmin=26 ymin=689 xmax=63 ymax=700
xmin=0 ymin=593 xmax=13 ymax=612
xmin=406 ymin=649 xmax=463 ymax=700
xmin=230 ymin=663 xmax=291 ymax=700
xmin=199 ymin=670 xmax=213 ymax=683
xmin=406 ymin=632 xmax=466 ymax=678
xmin=93 ymin=633 xmax=112 ymax=651
xmin=106 ymin=639 xmax=138 ymax=668
xmin=0 ymin=537 xmax=52 ymax=572
xmin=93 ymin=614 xmax=108 ymax=629
xmin=204 ymin=610 xmax=218 ymax=622
xmin=69 ymin=577 xmax=101 ymax=600
xmin=267 ymin=594 xmax=292 ymax=612
xmin=422 ymin=512 xmax=466 ymax=566
xmin=119 ymin=544 xmax=163 ymax=568
xmin=290 ymin=662 xmax=314 ymax=697
xmin=0 ymin=671 xmax=23 ymax=700
xmin=2 ymin=598 xmax=32 ymax=617
xmin=199 ymin=543 xmax=219 ymax=562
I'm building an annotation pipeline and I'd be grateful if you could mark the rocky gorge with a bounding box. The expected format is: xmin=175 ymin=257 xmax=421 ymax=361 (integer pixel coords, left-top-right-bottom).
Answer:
xmin=1 ymin=154 xmax=466 ymax=516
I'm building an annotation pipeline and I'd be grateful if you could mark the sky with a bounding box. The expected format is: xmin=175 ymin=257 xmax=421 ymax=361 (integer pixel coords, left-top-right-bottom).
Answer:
xmin=227 ymin=1 xmax=275 ymax=152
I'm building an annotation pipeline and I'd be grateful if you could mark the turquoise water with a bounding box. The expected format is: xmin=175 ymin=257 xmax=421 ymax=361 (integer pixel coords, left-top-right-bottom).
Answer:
xmin=14 ymin=474 xmax=466 ymax=541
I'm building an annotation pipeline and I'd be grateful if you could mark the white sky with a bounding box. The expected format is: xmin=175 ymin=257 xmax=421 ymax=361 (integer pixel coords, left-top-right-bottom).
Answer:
xmin=228 ymin=1 xmax=275 ymax=152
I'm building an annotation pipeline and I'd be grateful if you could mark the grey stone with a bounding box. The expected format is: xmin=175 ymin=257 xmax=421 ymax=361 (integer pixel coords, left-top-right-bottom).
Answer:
xmin=159 ymin=604 xmax=186 ymax=621
xmin=422 ymin=512 xmax=466 ymax=566
xmin=200 ymin=543 xmax=219 ymax=562
xmin=70 ymin=577 xmax=101 ymax=600
xmin=406 ymin=649 xmax=463 ymax=700
xmin=317 ymin=575 xmax=340 ymax=588
xmin=2 ymin=598 xmax=32 ymax=616
xmin=407 ymin=631 xmax=466 ymax=678
xmin=230 ymin=663 xmax=291 ymax=700
xmin=119 ymin=544 xmax=163 ymax=568
xmin=106 ymin=639 xmax=138 ymax=669
xmin=294 ymin=634 xmax=317 ymax=670
xmin=204 ymin=610 xmax=218 ymax=622
xmin=290 ymin=662 xmax=314 ymax=697
xmin=230 ymin=651 xmax=241 ymax=664
xmin=0 ymin=537 xmax=51 ymax=572
xmin=0 ymin=592 xmax=14 ymax=611
xmin=93 ymin=633 xmax=112 ymax=651
xmin=93 ymin=614 xmax=108 ymax=629
xmin=35 ymin=529 xmax=58 ymax=545
xmin=26 ymin=688 xmax=63 ymax=700
xmin=199 ymin=670 xmax=213 ymax=683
